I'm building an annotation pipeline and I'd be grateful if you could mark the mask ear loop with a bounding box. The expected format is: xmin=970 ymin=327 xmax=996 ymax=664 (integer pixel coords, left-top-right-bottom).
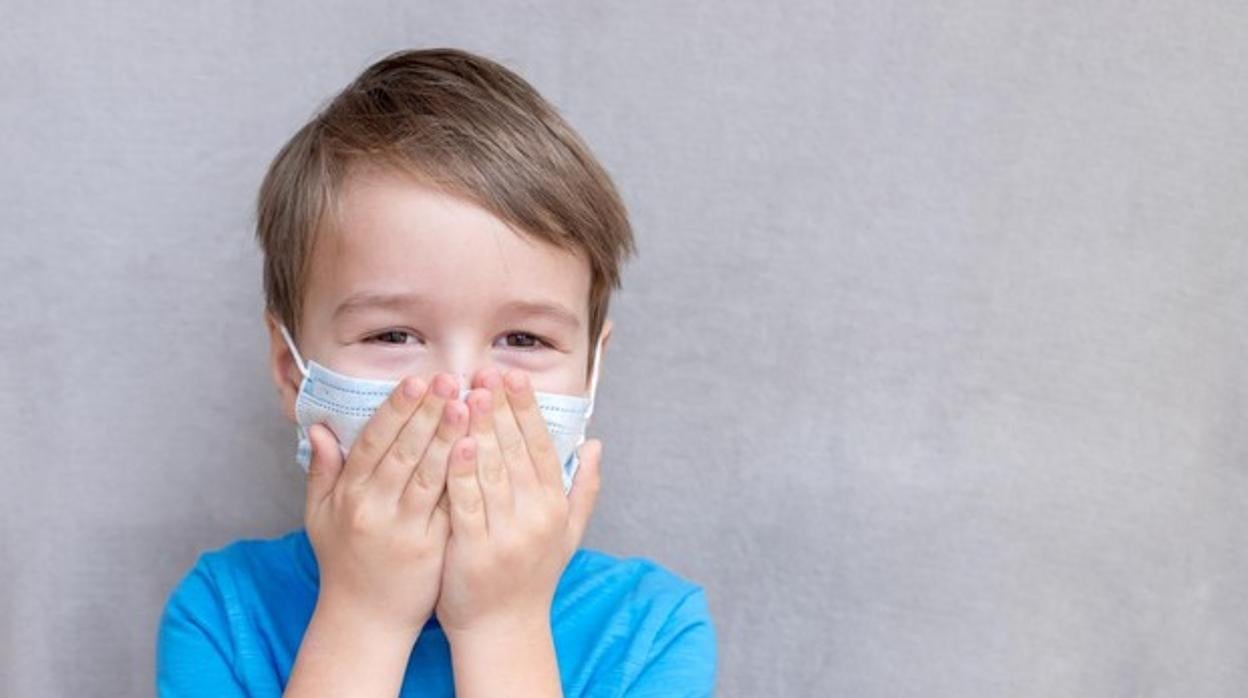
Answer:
xmin=584 ymin=329 xmax=606 ymax=421
xmin=278 ymin=324 xmax=310 ymax=379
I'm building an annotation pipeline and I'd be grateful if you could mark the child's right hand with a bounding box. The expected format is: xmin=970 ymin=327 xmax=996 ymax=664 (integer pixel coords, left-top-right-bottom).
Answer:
xmin=302 ymin=372 xmax=468 ymax=638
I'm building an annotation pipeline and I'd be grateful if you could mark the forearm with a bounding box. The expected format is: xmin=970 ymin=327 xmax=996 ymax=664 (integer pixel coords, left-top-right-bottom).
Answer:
xmin=283 ymin=599 xmax=419 ymax=698
xmin=447 ymin=618 xmax=562 ymax=698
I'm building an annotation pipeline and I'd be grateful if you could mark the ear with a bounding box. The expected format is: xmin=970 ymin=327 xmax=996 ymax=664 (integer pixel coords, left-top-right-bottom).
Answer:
xmin=599 ymin=318 xmax=614 ymax=353
xmin=264 ymin=310 xmax=303 ymax=424
xmin=589 ymin=318 xmax=613 ymax=389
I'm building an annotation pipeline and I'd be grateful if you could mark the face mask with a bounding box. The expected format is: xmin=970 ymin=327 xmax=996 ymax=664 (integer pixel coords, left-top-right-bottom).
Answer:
xmin=278 ymin=324 xmax=604 ymax=494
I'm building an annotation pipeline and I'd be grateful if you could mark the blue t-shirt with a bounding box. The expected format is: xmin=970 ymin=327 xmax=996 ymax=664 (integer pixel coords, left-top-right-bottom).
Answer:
xmin=156 ymin=528 xmax=716 ymax=696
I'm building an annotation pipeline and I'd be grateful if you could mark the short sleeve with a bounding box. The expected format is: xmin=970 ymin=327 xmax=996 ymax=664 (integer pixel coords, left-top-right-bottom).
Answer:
xmin=156 ymin=559 xmax=248 ymax=697
xmin=624 ymin=588 xmax=718 ymax=697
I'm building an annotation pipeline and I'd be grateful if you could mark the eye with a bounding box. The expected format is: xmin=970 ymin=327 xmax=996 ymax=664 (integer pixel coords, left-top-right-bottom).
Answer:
xmin=499 ymin=331 xmax=551 ymax=350
xmin=365 ymin=329 xmax=421 ymax=345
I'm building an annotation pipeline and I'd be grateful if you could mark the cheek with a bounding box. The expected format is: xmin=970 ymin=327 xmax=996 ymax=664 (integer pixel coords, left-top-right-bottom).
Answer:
xmin=517 ymin=359 xmax=587 ymax=396
xmin=311 ymin=336 xmax=426 ymax=381
xmin=306 ymin=339 xmax=589 ymax=395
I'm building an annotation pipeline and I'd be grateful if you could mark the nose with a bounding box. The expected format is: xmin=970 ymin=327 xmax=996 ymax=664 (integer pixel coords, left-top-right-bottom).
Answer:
xmin=431 ymin=342 xmax=499 ymax=396
xmin=433 ymin=369 xmax=478 ymax=400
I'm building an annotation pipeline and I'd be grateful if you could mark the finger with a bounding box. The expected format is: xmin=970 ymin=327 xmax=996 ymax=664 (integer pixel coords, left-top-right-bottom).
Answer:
xmin=466 ymin=387 xmax=513 ymax=529
xmin=340 ymin=376 xmax=426 ymax=488
xmin=426 ymin=490 xmax=452 ymax=548
xmin=446 ymin=435 xmax=486 ymax=541
xmin=504 ymin=370 xmax=563 ymax=491
xmin=485 ymin=368 xmax=538 ymax=493
xmin=305 ymin=423 xmax=344 ymax=509
xmin=368 ymin=373 xmax=458 ymax=500
xmin=400 ymin=397 xmax=467 ymax=520
xmin=566 ymin=439 xmax=603 ymax=545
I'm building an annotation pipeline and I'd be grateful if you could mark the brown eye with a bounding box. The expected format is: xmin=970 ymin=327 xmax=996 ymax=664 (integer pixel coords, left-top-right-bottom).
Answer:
xmin=368 ymin=330 xmax=417 ymax=345
xmin=501 ymin=332 xmax=548 ymax=349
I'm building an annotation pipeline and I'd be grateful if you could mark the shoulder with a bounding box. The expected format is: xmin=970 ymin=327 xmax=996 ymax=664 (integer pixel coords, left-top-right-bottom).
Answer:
xmin=197 ymin=527 xmax=313 ymax=580
xmin=164 ymin=528 xmax=314 ymax=610
xmin=554 ymin=548 xmax=718 ymax=696
xmin=157 ymin=528 xmax=314 ymax=662
xmin=561 ymin=547 xmax=707 ymax=610
xmin=161 ymin=526 xmax=312 ymax=620
xmin=156 ymin=528 xmax=314 ymax=695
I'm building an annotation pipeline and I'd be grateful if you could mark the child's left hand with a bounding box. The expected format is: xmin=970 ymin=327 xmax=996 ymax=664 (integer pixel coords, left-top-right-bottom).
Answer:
xmin=434 ymin=366 xmax=602 ymax=640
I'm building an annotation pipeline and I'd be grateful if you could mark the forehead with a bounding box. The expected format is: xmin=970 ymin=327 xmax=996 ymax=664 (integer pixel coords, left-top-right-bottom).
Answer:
xmin=304 ymin=166 xmax=590 ymax=322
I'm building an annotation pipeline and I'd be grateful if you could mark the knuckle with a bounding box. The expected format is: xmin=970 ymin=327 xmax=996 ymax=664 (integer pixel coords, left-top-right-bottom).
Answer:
xmin=345 ymin=503 xmax=376 ymax=534
xmin=355 ymin=429 xmax=382 ymax=458
xmin=409 ymin=464 xmax=434 ymax=492
xmin=497 ymin=536 xmax=524 ymax=566
xmin=392 ymin=435 xmax=423 ymax=465
xmin=544 ymin=509 xmax=564 ymax=534
xmin=481 ymin=459 xmax=506 ymax=484
xmin=455 ymin=492 xmax=482 ymax=515
xmin=530 ymin=437 xmax=556 ymax=463
xmin=549 ymin=499 xmax=571 ymax=527
xmin=500 ymin=435 xmax=526 ymax=462
xmin=528 ymin=506 xmax=560 ymax=536
xmin=330 ymin=486 xmax=352 ymax=511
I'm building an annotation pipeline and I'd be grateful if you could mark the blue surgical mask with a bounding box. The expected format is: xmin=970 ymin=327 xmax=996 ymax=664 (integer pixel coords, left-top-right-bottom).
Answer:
xmin=278 ymin=324 xmax=604 ymax=494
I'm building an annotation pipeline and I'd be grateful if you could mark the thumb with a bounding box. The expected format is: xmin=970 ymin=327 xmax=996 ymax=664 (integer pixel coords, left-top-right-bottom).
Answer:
xmin=305 ymin=423 xmax=344 ymax=510
xmin=566 ymin=439 xmax=603 ymax=546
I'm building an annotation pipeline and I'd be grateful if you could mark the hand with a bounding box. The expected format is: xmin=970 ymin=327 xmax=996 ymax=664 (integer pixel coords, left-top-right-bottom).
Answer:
xmin=302 ymin=372 xmax=469 ymax=638
xmin=435 ymin=367 xmax=603 ymax=639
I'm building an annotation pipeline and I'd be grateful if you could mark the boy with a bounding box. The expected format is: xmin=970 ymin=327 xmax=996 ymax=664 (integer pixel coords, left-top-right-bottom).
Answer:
xmin=155 ymin=48 xmax=717 ymax=696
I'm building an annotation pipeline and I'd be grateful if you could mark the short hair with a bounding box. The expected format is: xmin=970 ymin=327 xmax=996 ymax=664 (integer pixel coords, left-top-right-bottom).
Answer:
xmin=254 ymin=48 xmax=636 ymax=376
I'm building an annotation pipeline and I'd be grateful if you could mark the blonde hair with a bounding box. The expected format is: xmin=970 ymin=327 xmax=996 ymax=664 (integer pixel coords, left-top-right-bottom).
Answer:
xmin=255 ymin=48 xmax=636 ymax=376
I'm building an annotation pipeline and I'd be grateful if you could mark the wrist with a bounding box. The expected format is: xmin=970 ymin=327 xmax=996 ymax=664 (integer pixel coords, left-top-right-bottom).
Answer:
xmin=443 ymin=609 xmax=550 ymax=647
xmin=446 ymin=615 xmax=561 ymax=698
xmin=315 ymin=592 xmax=429 ymax=643
xmin=284 ymin=597 xmax=424 ymax=697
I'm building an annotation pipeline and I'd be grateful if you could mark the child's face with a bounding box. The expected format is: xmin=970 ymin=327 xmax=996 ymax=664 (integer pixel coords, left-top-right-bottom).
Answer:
xmin=266 ymin=165 xmax=612 ymax=423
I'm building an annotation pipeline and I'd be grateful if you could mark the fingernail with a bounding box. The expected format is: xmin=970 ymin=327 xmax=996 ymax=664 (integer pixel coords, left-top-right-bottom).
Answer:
xmin=472 ymin=389 xmax=492 ymax=411
xmin=434 ymin=374 xmax=456 ymax=398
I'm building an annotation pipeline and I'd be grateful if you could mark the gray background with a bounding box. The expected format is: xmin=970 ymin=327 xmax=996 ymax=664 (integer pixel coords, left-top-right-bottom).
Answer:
xmin=1 ymin=1 xmax=1245 ymax=696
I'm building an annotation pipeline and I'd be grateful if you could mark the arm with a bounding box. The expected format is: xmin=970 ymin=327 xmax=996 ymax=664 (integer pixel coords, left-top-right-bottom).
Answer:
xmin=281 ymin=599 xmax=418 ymax=698
xmin=446 ymin=617 xmax=563 ymax=697
xmin=284 ymin=374 xmax=468 ymax=697
xmin=435 ymin=369 xmax=605 ymax=698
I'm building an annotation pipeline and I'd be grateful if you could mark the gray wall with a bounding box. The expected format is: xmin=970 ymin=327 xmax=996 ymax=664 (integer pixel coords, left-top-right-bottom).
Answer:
xmin=2 ymin=2 xmax=1245 ymax=696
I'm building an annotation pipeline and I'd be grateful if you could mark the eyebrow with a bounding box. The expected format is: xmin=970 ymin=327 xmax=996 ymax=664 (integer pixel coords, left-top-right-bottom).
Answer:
xmin=332 ymin=291 xmax=431 ymax=320
xmin=498 ymin=299 xmax=582 ymax=331
xmin=332 ymin=291 xmax=582 ymax=331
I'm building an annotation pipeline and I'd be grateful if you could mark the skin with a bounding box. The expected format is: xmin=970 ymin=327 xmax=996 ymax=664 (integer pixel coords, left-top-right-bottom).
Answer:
xmin=266 ymin=164 xmax=613 ymax=697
